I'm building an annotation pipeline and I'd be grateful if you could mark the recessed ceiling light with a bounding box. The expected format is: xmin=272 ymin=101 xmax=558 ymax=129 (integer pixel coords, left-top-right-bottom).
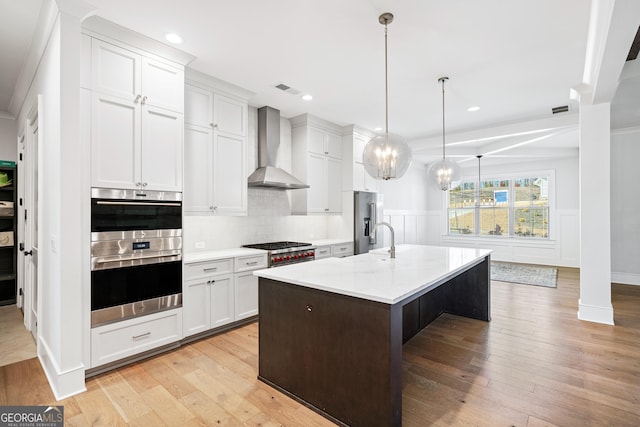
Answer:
xmin=301 ymin=94 xmax=313 ymax=101
xmin=467 ymin=106 xmax=480 ymax=112
xmin=165 ymin=33 xmax=183 ymax=44
xmin=374 ymin=127 xmax=383 ymax=132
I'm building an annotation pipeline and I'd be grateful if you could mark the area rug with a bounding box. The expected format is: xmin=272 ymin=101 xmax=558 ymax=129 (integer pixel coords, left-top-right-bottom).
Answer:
xmin=491 ymin=261 xmax=557 ymax=288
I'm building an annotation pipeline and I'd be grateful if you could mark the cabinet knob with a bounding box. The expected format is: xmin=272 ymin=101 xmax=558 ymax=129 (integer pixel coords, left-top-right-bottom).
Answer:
xmin=134 ymin=95 xmax=141 ymax=103
xmin=306 ymin=304 xmax=313 ymax=312
xmin=141 ymin=96 xmax=148 ymax=105
xmin=142 ymin=182 xmax=148 ymax=187
xmin=135 ymin=182 xmax=142 ymax=187
xmin=210 ymin=123 xmax=218 ymax=129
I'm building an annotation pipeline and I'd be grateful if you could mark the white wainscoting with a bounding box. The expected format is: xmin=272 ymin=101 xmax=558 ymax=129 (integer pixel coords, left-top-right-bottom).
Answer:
xmin=384 ymin=209 xmax=580 ymax=268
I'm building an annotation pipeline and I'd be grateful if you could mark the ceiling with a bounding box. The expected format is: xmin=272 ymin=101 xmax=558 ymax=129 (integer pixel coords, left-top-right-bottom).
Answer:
xmin=3 ymin=0 xmax=637 ymax=166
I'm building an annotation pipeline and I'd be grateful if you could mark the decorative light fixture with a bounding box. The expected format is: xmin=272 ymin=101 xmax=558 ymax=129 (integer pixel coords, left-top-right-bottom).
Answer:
xmin=363 ymin=13 xmax=412 ymax=181
xmin=428 ymin=76 xmax=461 ymax=191
xmin=165 ymin=33 xmax=183 ymax=44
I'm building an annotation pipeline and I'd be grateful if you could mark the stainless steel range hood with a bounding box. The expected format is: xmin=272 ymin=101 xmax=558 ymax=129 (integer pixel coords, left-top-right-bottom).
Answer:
xmin=247 ymin=106 xmax=309 ymax=190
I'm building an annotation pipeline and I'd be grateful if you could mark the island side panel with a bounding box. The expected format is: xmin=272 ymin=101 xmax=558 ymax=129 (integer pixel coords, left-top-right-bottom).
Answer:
xmin=258 ymin=278 xmax=402 ymax=427
xmin=443 ymin=255 xmax=491 ymax=321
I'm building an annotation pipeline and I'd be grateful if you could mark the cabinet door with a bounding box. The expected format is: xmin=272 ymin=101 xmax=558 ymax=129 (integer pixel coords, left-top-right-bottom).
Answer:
xmin=140 ymin=105 xmax=183 ymax=191
xmin=308 ymin=127 xmax=325 ymax=155
xmin=325 ymin=131 xmax=342 ymax=159
xmin=354 ymin=135 xmax=368 ymax=163
xmin=326 ymin=157 xmax=343 ymax=213
xmin=92 ymin=39 xmax=140 ymax=101
xmin=185 ymin=85 xmax=213 ymax=127
xmin=214 ymin=94 xmax=247 ymax=136
xmin=211 ymin=274 xmax=235 ymax=327
xmin=235 ymin=271 xmax=258 ymax=320
xmin=213 ymin=133 xmax=247 ymax=214
xmin=183 ymin=278 xmax=211 ymax=337
xmin=184 ymin=124 xmax=214 ymax=214
xmin=141 ymin=57 xmax=184 ymax=113
xmin=306 ymin=153 xmax=326 ymax=213
xmin=91 ymin=93 xmax=140 ymax=189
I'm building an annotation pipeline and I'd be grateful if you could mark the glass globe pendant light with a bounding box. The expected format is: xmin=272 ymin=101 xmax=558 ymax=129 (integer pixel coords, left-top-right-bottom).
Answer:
xmin=428 ymin=77 xmax=461 ymax=191
xmin=363 ymin=13 xmax=412 ymax=181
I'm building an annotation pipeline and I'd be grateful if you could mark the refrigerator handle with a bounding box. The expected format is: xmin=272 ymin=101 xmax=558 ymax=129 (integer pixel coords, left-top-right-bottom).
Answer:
xmin=369 ymin=202 xmax=377 ymax=244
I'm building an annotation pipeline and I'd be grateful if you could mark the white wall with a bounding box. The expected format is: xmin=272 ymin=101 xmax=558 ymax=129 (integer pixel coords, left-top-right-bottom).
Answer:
xmin=611 ymin=128 xmax=640 ymax=285
xmin=0 ymin=118 xmax=17 ymax=161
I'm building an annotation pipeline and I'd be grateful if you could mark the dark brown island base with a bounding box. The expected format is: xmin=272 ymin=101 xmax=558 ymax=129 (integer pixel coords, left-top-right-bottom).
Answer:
xmin=254 ymin=245 xmax=491 ymax=426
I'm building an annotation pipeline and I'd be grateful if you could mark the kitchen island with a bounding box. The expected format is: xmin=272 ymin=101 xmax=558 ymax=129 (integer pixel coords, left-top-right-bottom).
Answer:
xmin=254 ymin=244 xmax=491 ymax=427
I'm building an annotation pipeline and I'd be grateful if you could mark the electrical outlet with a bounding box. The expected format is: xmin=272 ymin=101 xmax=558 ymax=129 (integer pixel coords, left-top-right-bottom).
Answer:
xmin=195 ymin=241 xmax=205 ymax=249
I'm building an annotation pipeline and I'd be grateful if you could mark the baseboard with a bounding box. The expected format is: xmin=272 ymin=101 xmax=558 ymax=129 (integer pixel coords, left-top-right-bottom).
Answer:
xmin=38 ymin=337 xmax=87 ymax=400
xmin=577 ymin=300 xmax=615 ymax=325
xmin=611 ymin=271 xmax=640 ymax=286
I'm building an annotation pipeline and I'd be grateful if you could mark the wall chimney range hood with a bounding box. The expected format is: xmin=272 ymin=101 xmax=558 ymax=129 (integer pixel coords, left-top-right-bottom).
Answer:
xmin=247 ymin=106 xmax=309 ymax=190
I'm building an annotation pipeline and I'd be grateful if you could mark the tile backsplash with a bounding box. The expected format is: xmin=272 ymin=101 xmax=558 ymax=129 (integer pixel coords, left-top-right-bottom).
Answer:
xmin=184 ymin=188 xmax=335 ymax=251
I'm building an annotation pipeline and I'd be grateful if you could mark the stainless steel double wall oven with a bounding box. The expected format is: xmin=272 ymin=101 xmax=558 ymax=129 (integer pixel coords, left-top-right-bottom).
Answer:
xmin=90 ymin=188 xmax=182 ymax=327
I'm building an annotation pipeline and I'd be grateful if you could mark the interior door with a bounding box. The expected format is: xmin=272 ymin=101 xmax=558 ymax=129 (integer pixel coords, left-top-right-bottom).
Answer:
xmin=22 ymin=99 xmax=40 ymax=340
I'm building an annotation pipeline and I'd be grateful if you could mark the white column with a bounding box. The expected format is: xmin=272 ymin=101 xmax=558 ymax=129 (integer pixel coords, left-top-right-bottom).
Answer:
xmin=578 ymin=102 xmax=614 ymax=325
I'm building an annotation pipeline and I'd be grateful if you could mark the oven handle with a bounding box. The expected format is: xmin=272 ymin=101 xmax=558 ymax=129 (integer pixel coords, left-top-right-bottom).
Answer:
xmin=96 ymin=201 xmax=181 ymax=207
xmin=94 ymin=252 xmax=180 ymax=264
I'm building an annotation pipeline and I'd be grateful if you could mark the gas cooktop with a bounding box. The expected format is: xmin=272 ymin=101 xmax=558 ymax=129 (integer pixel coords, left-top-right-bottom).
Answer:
xmin=243 ymin=241 xmax=312 ymax=251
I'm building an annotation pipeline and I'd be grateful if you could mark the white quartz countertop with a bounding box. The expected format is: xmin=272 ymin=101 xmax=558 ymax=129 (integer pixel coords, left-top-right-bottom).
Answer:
xmin=184 ymin=247 xmax=266 ymax=264
xmin=254 ymin=244 xmax=492 ymax=304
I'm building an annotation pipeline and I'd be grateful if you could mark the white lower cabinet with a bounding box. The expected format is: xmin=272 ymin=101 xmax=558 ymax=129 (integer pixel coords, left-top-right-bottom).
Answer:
xmin=91 ymin=309 xmax=182 ymax=367
xmin=234 ymin=271 xmax=258 ymax=320
xmin=315 ymin=241 xmax=354 ymax=260
xmin=183 ymin=252 xmax=267 ymax=337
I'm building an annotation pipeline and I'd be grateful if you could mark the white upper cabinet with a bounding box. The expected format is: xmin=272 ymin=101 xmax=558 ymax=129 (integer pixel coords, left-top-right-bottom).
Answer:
xmin=342 ymin=127 xmax=378 ymax=193
xmin=184 ymin=82 xmax=249 ymax=215
xmin=291 ymin=114 xmax=344 ymax=214
xmin=89 ymin=37 xmax=184 ymax=191
xmin=92 ymin=39 xmax=184 ymax=113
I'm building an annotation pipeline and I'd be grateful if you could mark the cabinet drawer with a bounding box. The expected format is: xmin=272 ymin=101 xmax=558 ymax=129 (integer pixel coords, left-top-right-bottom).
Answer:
xmin=235 ymin=254 xmax=268 ymax=272
xmin=91 ymin=309 xmax=182 ymax=367
xmin=315 ymin=245 xmax=332 ymax=259
xmin=184 ymin=258 xmax=233 ymax=279
xmin=333 ymin=242 xmax=354 ymax=257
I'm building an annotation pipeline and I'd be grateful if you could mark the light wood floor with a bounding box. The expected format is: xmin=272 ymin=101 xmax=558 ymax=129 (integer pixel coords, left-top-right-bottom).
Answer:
xmin=0 ymin=305 xmax=36 ymax=367
xmin=1 ymin=268 xmax=639 ymax=426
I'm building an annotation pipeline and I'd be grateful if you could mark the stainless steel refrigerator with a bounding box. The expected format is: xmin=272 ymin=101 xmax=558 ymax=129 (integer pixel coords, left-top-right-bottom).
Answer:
xmin=354 ymin=191 xmax=384 ymax=254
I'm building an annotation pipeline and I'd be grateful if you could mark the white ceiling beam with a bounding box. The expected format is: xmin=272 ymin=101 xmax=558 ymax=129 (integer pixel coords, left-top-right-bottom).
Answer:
xmin=576 ymin=0 xmax=640 ymax=105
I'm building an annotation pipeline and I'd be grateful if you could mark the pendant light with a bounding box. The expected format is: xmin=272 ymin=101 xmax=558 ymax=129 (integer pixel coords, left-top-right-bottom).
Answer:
xmin=428 ymin=76 xmax=461 ymax=190
xmin=363 ymin=13 xmax=412 ymax=181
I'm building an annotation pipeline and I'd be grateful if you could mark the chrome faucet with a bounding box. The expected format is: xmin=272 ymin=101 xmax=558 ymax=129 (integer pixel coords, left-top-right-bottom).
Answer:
xmin=373 ymin=222 xmax=396 ymax=258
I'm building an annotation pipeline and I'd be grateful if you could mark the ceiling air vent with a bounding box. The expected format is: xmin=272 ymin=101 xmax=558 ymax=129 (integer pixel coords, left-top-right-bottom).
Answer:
xmin=274 ymin=83 xmax=301 ymax=96
xmin=552 ymin=105 xmax=570 ymax=114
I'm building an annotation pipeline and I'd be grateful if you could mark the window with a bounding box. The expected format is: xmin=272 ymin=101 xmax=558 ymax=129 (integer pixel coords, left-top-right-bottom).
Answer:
xmin=448 ymin=175 xmax=550 ymax=238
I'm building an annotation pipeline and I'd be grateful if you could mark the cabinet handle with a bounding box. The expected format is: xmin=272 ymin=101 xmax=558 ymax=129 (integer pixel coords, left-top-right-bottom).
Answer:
xmin=142 ymin=182 xmax=148 ymax=187
xmin=324 ymin=208 xmax=329 ymax=212
xmin=135 ymin=182 xmax=142 ymax=187
xmin=134 ymin=95 xmax=141 ymax=103
xmin=306 ymin=304 xmax=313 ymax=312
xmin=325 ymin=151 xmax=328 ymax=155
xmin=132 ymin=332 xmax=151 ymax=340
xmin=141 ymin=96 xmax=148 ymax=105
xmin=203 ymin=267 xmax=218 ymax=272
xmin=245 ymin=261 xmax=258 ymax=266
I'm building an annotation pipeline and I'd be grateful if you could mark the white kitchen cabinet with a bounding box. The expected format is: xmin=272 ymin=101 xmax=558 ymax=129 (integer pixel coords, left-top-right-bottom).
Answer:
xmin=291 ymin=114 xmax=344 ymax=214
xmin=182 ymin=252 xmax=266 ymax=337
xmin=314 ymin=242 xmax=354 ymax=260
xmin=92 ymin=38 xmax=184 ymax=113
xmin=184 ymin=84 xmax=248 ymax=215
xmin=183 ymin=258 xmax=235 ymax=337
xmin=90 ymin=37 xmax=184 ymax=192
xmin=315 ymin=245 xmax=332 ymax=259
xmin=91 ymin=309 xmax=182 ymax=367
xmin=91 ymin=92 xmax=183 ymax=191
xmin=343 ymin=129 xmax=378 ymax=192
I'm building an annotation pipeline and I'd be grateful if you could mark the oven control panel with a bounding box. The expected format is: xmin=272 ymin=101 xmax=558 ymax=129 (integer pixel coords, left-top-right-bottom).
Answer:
xmin=270 ymin=250 xmax=315 ymax=267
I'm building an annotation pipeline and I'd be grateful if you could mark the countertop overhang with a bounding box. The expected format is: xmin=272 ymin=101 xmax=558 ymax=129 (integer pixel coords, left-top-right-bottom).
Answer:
xmin=254 ymin=244 xmax=492 ymax=304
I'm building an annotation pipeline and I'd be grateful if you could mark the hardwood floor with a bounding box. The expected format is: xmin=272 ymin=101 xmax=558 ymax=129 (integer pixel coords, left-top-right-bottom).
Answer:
xmin=1 ymin=267 xmax=639 ymax=426
xmin=0 ymin=305 xmax=36 ymax=367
